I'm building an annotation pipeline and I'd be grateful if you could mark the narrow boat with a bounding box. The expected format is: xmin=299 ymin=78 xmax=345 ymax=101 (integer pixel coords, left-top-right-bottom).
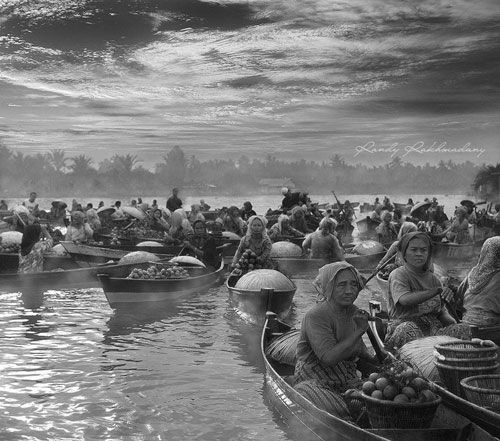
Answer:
xmin=98 ymin=260 xmax=225 ymax=308
xmin=0 ymin=251 xmax=78 ymax=273
xmin=262 ymin=312 xmax=499 ymax=441
xmin=431 ymin=241 xmax=481 ymax=260
xmin=365 ymin=302 xmax=500 ymax=438
xmin=226 ymin=274 xmax=296 ymax=321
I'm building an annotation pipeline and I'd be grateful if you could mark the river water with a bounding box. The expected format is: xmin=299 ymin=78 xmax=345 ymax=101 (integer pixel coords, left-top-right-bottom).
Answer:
xmin=0 ymin=193 xmax=475 ymax=440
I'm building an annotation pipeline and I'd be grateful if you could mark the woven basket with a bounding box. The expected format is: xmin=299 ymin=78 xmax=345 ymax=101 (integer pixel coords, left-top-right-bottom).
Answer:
xmin=433 ymin=351 xmax=498 ymax=368
xmin=435 ymin=361 xmax=499 ymax=397
xmin=461 ymin=375 xmax=500 ymax=412
xmin=434 ymin=340 xmax=498 ymax=359
xmin=361 ymin=393 xmax=441 ymax=429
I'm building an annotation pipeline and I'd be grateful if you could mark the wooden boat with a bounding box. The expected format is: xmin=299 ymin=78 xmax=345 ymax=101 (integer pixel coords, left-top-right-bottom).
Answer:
xmin=262 ymin=313 xmax=498 ymax=441
xmin=98 ymin=260 xmax=225 ymax=308
xmin=431 ymin=241 xmax=481 ymax=260
xmin=226 ymin=274 xmax=296 ymax=321
xmin=356 ymin=216 xmax=380 ymax=236
xmin=0 ymin=251 xmax=80 ymax=274
xmin=0 ymin=260 xmax=141 ymax=292
xmin=364 ymin=302 xmax=500 ymax=438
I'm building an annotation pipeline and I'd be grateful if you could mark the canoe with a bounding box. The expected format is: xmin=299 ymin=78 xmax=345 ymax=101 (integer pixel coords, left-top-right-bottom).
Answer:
xmin=262 ymin=313 xmax=498 ymax=441
xmin=0 ymin=260 xmax=141 ymax=292
xmin=431 ymin=241 xmax=481 ymax=260
xmin=0 ymin=251 xmax=80 ymax=274
xmin=226 ymin=273 xmax=296 ymax=321
xmin=98 ymin=260 xmax=225 ymax=308
xmin=364 ymin=305 xmax=500 ymax=438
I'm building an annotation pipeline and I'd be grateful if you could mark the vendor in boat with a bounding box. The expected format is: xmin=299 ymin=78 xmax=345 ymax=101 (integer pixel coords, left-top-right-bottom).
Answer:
xmin=85 ymin=203 xmax=101 ymax=232
xmin=281 ymin=187 xmax=307 ymax=213
xmin=223 ymin=206 xmax=247 ymax=237
xmin=65 ymin=211 xmax=94 ymax=243
xmin=231 ymin=215 xmax=273 ymax=269
xmin=267 ymin=214 xmax=303 ymax=242
xmin=289 ymin=206 xmax=310 ymax=234
xmin=302 ymin=217 xmax=344 ymax=262
xmin=23 ymin=192 xmax=39 ymax=217
xmin=375 ymin=210 xmax=398 ymax=246
xmin=49 ymin=201 xmax=68 ymax=224
xmin=382 ymin=196 xmax=394 ymax=212
xmin=443 ymin=206 xmax=470 ymax=244
xmin=188 ymin=204 xmax=205 ymax=224
xmin=111 ymin=201 xmax=126 ymax=220
xmin=169 ymin=209 xmax=193 ymax=243
xmin=405 ymin=198 xmax=414 ymax=211
xmin=454 ymin=237 xmax=500 ymax=326
xmin=150 ymin=208 xmax=171 ymax=233
xmin=183 ymin=220 xmax=219 ymax=268
xmin=166 ymin=187 xmax=183 ymax=212
xmin=240 ymin=201 xmax=256 ymax=221
xmin=199 ymin=199 xmax=210 ymax=211
xmin=384 ymin=232 xmax=464 ymax=350
xmin=369 ymin=205 xmax=383 ymax=224
xmin=375 ymin=221 xmax=418 ymax=270
xmin=18 ymin=224 xmax=53 ymax=273
xmin=294 ymin=262 xmax=377 ymax=418
xmin=0 ymin=200 xmax=8 ymax=210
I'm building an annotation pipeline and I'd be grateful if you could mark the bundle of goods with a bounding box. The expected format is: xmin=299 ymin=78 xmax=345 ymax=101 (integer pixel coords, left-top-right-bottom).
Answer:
xmin=110 ymin=227 xmax=122 ymax=246
xmin=126 ymin=264 xmax=189 ymax=280
xmin=232 ymin=250 xmax=265 ymax=276
xmin=234 ymin=269 xmax=295 ymax=292
xmin=434 ymin=339 xmax=499 ymax=397
xmin=352 ymin=240 xmax=384 ymax=256
xmin=361 ymin=359 xmax=441 ymax=429
xmin=269 ymin=241 xmax=302 ymax=258
xmin=118 ymin=251 xmax=160 ymax=265
xmin=377 ymin=263 xmax=399 ymax=281
xmin=0 ymin=231 xmax=23 ymax=253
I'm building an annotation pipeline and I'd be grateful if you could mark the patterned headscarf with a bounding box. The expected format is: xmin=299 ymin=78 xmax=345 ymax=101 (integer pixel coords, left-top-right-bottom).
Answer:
xmin=397 ymin=221 xmax=418 ymax=240
xmin=398 ymin=231 xmax=433 ymax=271
xmin=318 ymin=216 xmax=337 ymax=231
xmin=316 ymin=261 xmax=364 ymax=301
xmin=21 ymin=224 xmax=42 ymax=256
xmin=466 ymin=236 xmax=500 ymax=296
xmin=276 ymin=214 xmax=289 ymax=233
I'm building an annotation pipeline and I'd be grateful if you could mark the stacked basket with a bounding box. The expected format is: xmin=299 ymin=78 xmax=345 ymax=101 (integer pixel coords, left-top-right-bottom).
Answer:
xmin=434 ymin=340 xmax=499 ymax=397
xmin=461 ymin=375 xmax=500 ymax=413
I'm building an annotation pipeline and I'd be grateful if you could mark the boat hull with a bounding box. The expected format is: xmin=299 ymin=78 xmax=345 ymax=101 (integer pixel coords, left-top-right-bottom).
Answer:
xmin=99 ymin=261 xmax=225 ymax=308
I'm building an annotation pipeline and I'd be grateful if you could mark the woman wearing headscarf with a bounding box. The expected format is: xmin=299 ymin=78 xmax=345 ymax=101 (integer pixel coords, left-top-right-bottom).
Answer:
xmin=289 ymin=206 xmax=310 ymax=234
xmin=240 ymin=201 xmax=256 ymax=222
xmin=150 ymin=208 xmax=171 ymax=232
xmin=375 ymin=221 xmax=418 ymax=270
xmin=294 ymin=262 xmax=376 ymax=418
xmin=444 ymin=206 xmax=470 ymax=244
xmin=18 ymin=224 xmax=53 ymax=273
xmin=188 ymin=204 xmax=205 ymax=224
xmin=457 ymin=237 xmax=500 ymax=326
xmin=183 ymin=220 xmax=219 ymax=268
xmin=302 ymin=217 xmax=344 ymax=262
xmin=375 ymin=210 xmax=398 ymax=246
xmin=65 ymin=211 xmax=94 ymax=243
xmin=169 ymin=209 xmax=193 ymax=244
xmin=384 ymin=232 xmax=459 ymax=349
xmin=231 ymin=215 xmax=273 ymax=268
xmin=223 ymin=206 xmax=246 ymax=237
xmin=267 ymin=214 xmax=303 ymax=242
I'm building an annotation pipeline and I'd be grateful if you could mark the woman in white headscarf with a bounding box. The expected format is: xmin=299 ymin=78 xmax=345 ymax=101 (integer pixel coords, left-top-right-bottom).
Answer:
xmin=267 ymin=214 xmax=303 ymax=242
xmin=294 ymin=262 xmax=376 ymax=418
xmin=231 ymin=215 xmax=272 ymax=268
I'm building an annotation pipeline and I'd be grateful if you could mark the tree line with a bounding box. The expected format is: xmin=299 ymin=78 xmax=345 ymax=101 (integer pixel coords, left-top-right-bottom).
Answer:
xmin=0 ymin=143 xmax=494 ymax=197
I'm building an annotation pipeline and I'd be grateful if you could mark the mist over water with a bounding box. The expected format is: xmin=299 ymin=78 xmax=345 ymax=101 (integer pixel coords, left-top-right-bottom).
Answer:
xmin=0 ymin=0 xmax=499 ymax=166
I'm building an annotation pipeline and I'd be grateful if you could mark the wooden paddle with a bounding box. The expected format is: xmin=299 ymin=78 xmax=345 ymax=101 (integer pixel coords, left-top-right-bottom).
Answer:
xmin=362 ymin=253 xmax=397 ymax=285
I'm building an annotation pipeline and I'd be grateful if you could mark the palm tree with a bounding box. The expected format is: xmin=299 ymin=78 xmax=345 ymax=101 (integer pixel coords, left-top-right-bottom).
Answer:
xmin=111 ymin=154 xmax=140 ymax=174
xmin=69 ymin=155 xmax=94 ymax=176
xmin=473 ymin=164 xmax=500 ymax=198
xmin=47 ymin=149 xmax=68 ymax=172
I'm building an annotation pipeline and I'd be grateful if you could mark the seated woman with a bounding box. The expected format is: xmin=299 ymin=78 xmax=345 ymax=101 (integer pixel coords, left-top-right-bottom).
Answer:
xmin=375 ymin=221 xmax=417 ymax=270
xmin=302 ymin=217 xmax=344 ymax=262
xmin=231 ymin=215 xmax=273 ymax=269
xmin=223 ymin=206 xmax=246 ymax=237
xmin=384 ymin=232 xmax=462 ymax=350
xmin=188 ymin=204 xmax=205 ymax=224
xmin=150 ymin=208 xmax=170 ymax=232
xmin=267 ymin=214 xmax=303 ymax=242
xmin=169 ymin=209 xmax=193 ymax=244
xmin=375 ymin=210 xmax=398 ymax=246
xmin=294 ymin=262 xmax=377 ymax=418
xmin=289 ymin=206 xmax=310 ymax=234
xmin=19 ymin=224 xmax=53 ymax=273
xmin=457 ymin=237 xmax=500 ymax=326
xmin=444 ymin=206 xmax=470 ymax=244
xmin=65 ymin=211 xmax=94 ymax=243
xmin=240 ymin=201 xmax=256 ymax=222
xmin=183 ymin=220 xmax=220 ymax=268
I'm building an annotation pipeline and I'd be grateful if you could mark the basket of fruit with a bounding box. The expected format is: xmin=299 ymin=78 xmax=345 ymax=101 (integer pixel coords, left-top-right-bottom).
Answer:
xmin=361 ymin=363 xmax=441 ymax=429
xmin=460 ymin=375 xmax=500 ymax=412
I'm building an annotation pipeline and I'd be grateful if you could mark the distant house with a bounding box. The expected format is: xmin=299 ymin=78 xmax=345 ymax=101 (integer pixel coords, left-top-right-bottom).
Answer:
xmin=258 ymin=178 xmax=296 ymax=194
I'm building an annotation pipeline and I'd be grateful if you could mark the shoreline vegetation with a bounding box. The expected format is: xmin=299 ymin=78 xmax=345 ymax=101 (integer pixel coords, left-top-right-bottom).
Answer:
xmin=0 ymin=144 xmax=496 ymax=198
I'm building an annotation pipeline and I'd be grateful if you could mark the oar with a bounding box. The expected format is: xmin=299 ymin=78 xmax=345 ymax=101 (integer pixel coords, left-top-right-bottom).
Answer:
xmin=363 ymin=253 xmax=397 ymax=285
xmin=14 ymin=211 xmax=26 ymax=228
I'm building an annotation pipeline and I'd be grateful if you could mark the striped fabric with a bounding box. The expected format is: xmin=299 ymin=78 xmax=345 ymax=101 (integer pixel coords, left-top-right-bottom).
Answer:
xmin=295 ymin=356 xmax=360 ymax=390
xmin=294 ymin=380 xmax=352 ymax=419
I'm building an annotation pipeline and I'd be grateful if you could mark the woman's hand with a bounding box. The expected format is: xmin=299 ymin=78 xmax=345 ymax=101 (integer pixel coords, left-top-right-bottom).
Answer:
xmin=353 ymin=310 xmax=369 ymax=334
xmin=439 ymin=286 xmax=455 ymax=304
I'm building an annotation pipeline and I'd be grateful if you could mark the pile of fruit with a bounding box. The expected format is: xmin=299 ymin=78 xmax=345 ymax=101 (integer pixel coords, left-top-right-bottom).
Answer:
xmin=126 ymin=264 xmax=189 ymax=280
xmin=378 ymin=263 xmax=400 ymax=281
xmin=232 ymin=250 xmax=264 ymax=276
xmin=362 ymin=361 xmax=438 ymax=404
xmin=0 ymin=242 xmax=20 ymax=253
xmin=110 ymin=227 xmax=122 ymax=246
